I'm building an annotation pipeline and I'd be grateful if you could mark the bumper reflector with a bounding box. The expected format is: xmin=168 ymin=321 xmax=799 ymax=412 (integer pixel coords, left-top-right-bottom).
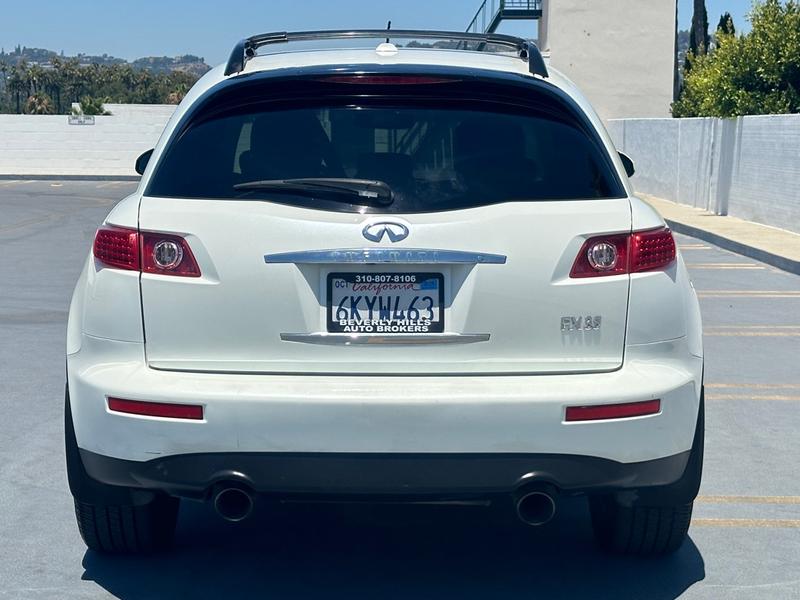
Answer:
xmin=108 ymin=397 xmax=204 ymax=420
xmin=565 ymin=399 xmax=661 ymax=422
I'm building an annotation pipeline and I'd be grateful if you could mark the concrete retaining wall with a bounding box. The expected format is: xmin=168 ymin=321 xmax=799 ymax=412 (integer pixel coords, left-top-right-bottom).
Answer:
xmin=609 ymin=115 xmax=800 ymax=233
xmin=0 ymin=104 xmax=175 ymax=177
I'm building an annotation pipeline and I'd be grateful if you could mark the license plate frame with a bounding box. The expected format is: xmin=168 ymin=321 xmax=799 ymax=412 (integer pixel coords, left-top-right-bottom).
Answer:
xmin=326 ymin=272 xmax=445 ymax=334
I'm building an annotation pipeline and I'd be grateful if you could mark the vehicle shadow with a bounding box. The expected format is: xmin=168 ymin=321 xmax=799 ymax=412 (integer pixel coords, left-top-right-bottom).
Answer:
xmin=82 ymin=496 xmax=705 ymax=599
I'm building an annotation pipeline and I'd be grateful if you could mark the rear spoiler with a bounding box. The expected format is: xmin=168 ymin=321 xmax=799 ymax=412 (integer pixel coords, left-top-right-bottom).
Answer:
xmin=223 ymin=29 xmax=548 ymax=79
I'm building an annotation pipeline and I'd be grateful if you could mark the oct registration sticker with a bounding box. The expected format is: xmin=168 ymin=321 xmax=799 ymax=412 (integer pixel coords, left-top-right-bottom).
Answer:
xmin=327 ymin=272 xmax=444 ymax=334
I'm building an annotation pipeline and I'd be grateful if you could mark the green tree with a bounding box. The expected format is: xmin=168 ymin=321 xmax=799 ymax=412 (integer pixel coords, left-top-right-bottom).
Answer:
xmin=79 ymin=96 xmax=110 ymax=115
xmin=165 ymin=81 xmax=188 ymax=104
xmin=0 ymin=61 xmax=10 ymax=112
xmin=25 ymin=92 xmax=55 ymax=114
xmin=0 ymin=53 xmax=202 ymax=114
xmin=7 ymin=64 xmax=29 ymax=113
xmin=673 ymin=0 xmax=800 ymax=117
xmin=685 ymin=0 xmax=710 ymax=72
xmin=716 ymin=11 xmax=736 ymax=35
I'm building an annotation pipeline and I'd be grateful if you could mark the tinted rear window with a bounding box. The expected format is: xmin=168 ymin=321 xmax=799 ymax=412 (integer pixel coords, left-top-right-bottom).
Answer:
xmin=147 ymin=90 xmax=624 ymax=213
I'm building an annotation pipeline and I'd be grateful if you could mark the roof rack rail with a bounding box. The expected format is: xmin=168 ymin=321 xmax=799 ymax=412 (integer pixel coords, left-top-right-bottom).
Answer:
xmin=223 ymin=29 xmax=548 ymax=78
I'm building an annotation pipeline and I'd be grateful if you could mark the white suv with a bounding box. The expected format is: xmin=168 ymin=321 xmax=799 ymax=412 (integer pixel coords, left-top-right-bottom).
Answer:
xmin=65 ymin=30 xmax=704 ymax=556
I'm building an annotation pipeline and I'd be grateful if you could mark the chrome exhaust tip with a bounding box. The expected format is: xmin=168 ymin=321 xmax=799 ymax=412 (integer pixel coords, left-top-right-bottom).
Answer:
xmin=213 ymin=486 xmax=254 ymax=522
xmin=515 ymin=489 xmax=557 ymax=527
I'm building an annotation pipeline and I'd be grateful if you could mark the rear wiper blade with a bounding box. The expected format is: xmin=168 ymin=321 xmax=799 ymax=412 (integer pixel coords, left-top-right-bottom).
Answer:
xmin=233 ymin=178 xmax=394 ymax=205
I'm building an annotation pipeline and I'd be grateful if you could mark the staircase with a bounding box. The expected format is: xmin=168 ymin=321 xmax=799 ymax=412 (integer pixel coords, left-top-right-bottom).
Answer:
xmin=466 ymin=0 xmax=543 ymax=34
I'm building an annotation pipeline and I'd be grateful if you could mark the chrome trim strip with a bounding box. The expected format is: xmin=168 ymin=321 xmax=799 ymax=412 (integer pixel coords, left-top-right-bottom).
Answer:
xmin=280 ymin=333 xmax=491 ymax=345
xmin=264 ymin=248 xmax=506 ymax=265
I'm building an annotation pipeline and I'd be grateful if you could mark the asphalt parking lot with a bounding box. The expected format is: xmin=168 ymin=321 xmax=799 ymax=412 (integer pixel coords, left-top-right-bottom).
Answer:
xmin=1 ymin=180 xmax=798 ymax=599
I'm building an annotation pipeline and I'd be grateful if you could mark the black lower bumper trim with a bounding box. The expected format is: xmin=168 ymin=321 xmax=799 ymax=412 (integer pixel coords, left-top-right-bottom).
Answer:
xmin=79 ymin=449 xmax=691 ymax=500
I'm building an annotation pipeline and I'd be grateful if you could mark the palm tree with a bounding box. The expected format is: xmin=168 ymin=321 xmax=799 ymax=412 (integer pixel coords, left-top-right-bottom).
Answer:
xmin=25 ymin=91 xmax=54 ymax=114
xmin=44 ymin=57 xmax=65 ymax=113
xmin=61 ymin=59 xmax=84 ymax=104
xmin=8 ymin=65 xmax=29 ymax=113
xmin=27 ymin=63 xmax=44 ymax=94
xmin=0 ymin=61 xmax=9 ymax=111
xmin=79 ymin=95 xmax=109 ymax=115
xmin=166 ymin=82 xmax=188 ymax=104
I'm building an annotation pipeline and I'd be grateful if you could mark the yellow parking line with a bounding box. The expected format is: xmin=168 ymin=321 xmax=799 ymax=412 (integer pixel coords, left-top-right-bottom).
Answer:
xmin=698 ymin=291 xmax=800 ymax=298
xmin=705 ymin=331 xmax=800 ymax=336
xmin=706 ymin=383 xmax=800 ymax=389
xmin=697 ymin=495 xmax=800 ymax=504
xmin=700 ymin=291 xmax=800 ymax=295
xmin=688 ymin=263 xmax=764 ymax=270
xmin=692 ymin=518 xmax=800 ymax=528
xmin=705 ymin=326 xmax=800 ymax=330
xmin=705 ymin=326 xmax=800 ymax=336
xmin=706 ymin=393 xmax=800 ymax=401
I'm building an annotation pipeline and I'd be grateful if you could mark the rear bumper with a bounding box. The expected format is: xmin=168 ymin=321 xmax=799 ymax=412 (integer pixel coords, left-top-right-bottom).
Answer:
xmin=79 ymin=448 xmax=692 ymax=500
xmin=67 ymin=334 xmax=703 ymax=465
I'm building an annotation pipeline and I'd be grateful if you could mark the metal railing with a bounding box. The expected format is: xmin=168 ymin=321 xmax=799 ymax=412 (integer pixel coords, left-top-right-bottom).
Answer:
xmin=466 ymin=0 xmax=543 ymax=34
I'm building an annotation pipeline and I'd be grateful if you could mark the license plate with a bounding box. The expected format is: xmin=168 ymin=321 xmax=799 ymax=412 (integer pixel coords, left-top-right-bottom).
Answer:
xmin=327 ymin=272 xmax=444 ymax=333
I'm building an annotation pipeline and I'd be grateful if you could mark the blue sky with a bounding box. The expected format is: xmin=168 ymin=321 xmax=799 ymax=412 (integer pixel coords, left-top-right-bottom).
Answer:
xmin=1 ymin=1 xmax=754 ymax=65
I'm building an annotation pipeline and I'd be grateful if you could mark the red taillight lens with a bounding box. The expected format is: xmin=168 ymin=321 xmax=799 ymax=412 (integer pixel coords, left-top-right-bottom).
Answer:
xmin=570 ymin=227 xmax=675 ymax=278
xmin=570 ymin=233 xmax=628 ymax=278
xmin=93 ymin=226 xmax=140 ymax=271
xmin=93 ymin=227 xmax=201 ymax=277
xmin=565 ymin=399 xmax=661 ymax=422
xmin=141 ymin=232 xmax=201 ymax=277
xmin=108 ymin=397 xmax=204 ymax=420
xmin=630 ymin=227 xmax=676 ymax=273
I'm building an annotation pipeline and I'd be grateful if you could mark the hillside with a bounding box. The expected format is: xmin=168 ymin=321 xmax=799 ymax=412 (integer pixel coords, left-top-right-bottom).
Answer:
xmin=0 ymin=45 xmax=211 ymax=75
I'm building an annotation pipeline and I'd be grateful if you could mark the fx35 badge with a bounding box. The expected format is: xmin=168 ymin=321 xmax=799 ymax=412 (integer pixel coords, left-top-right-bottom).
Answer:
xmin=561 ymin=316 xmax=602 ymax=332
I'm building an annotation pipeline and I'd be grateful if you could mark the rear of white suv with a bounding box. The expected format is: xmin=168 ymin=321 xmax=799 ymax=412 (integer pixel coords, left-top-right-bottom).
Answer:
xmin=65 ymin=31 xmax=703 ymax=556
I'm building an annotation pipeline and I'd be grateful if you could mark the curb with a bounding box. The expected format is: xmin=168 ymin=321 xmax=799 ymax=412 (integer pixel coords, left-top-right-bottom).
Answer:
xmin=0 ymin=175 xmax=140 ymax=182
xmin=666 ymin=219 xmax=800 ymax=276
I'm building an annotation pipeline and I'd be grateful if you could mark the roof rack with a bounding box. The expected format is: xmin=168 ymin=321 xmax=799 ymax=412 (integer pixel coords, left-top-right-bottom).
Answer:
xmin=223 ymin=29 xmax=548 ymax=78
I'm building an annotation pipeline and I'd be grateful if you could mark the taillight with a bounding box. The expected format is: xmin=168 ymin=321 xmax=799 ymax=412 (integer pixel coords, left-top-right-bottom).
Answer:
xmin=93 ymin=226 xmax=139 ymax=271
xmin=630 ymin=227 xmax=677 ymax=273
xmin=570 ymin=227 xmax=675 ymax=278
xmin=141 ymin=232 xmax=201 ymax=277
xmin=570 ymin=233 xmax=628 ymax=278
xmin=93 ymin=226 xmax=200 ymax=277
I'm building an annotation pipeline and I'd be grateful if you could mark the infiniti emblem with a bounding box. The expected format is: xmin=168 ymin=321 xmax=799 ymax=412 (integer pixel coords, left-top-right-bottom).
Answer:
xmin=362 ymin=221 xmax=409 ymax=243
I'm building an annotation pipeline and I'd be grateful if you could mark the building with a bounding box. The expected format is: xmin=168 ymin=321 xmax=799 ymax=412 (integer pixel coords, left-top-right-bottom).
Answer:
xmin=468 ymin=1 xmax=678 ymax=120
xmin=538 ymin=0 xmax=677 ymax=119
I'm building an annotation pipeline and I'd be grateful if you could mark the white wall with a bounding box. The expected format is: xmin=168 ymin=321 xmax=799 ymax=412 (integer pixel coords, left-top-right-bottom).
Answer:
xmin=0 ymin=104 xmax=175 ymax=177
xmin=540 ymin=0 xmax=676 ymax=120
xmin=609 ymin=114 xmax=800 ymax=233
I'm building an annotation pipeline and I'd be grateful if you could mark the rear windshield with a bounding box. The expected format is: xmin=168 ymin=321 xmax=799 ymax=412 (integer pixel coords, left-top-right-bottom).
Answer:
xmin=147 ymin=98 xmax=624 ymax=213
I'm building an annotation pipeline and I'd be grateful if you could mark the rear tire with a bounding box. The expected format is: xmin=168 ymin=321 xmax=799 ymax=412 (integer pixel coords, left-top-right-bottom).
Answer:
xmin=66 ymin=385 xmax=179 ymax=554
xmin=74 ymin=495 xmax=179 ymax=554
xmin=590 ymin=384 xmax=703 ymax=556
xmin=589 ymin=496 xmax=693 ymax=556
